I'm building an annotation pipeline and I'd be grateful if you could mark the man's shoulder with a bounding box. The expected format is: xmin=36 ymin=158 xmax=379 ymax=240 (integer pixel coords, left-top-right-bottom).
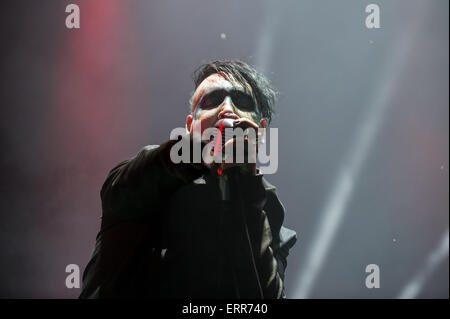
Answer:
xmin=279 ymin=226 xmax=297 ymax=250
xmin=134 ymin=144 xmax=160 ymax=159
xmin=105 ymin=145 xmax=161 ymax=176
xmin=261 ymin=176 xmax=276 ymax=191
xmin=141 ymin=144 xmax=160 ymax=152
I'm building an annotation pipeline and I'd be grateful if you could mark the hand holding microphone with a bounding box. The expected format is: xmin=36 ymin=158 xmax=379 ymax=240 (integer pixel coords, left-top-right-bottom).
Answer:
xmin=212 ymin=117 xmax=264 ymax=176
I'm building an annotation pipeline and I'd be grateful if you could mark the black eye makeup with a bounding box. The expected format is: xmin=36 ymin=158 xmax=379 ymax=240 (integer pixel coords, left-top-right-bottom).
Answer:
xmin=198 ymin=89 xmax=258 ymax=113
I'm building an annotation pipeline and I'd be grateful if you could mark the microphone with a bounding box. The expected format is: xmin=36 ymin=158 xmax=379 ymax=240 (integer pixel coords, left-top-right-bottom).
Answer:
xmin=212 ymin=120 xmax=264 ymax=298
xmin=212 ymin=118 xmax=236 ymax=156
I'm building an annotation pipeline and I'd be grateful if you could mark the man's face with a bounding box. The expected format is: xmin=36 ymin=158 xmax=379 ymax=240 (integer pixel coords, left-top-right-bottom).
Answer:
xmin=186 ymin=72 xmax=266 ymax=137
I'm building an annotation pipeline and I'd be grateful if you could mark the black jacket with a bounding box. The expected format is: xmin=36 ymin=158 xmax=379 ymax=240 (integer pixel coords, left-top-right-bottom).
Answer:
xmin=80 ymin=141 xmax=297 ymax=298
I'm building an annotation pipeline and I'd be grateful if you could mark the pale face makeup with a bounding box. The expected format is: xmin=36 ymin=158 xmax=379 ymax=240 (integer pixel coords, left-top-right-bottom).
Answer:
xmin=186 ymin=73 xmax=262 ymax=137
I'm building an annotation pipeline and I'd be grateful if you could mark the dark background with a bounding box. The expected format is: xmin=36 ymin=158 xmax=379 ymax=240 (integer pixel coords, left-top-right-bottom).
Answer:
xmin=0 ymin=0 xmax=448 ymax=298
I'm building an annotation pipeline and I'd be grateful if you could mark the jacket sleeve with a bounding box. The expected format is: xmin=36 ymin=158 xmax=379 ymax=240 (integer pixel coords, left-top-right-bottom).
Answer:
xmin=263 ymin=186 xmax=297 ymax=297
xmin=80 ymin=140 xmax=208 ymax=298
xmin=232 ymin=173 xmax=297 ymax=299
xmin=100 ymin=141 xmax=208 ymax=233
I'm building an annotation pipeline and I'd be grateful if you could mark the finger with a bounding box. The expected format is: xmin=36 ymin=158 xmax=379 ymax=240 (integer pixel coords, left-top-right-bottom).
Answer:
xmin=233 ymin=118 xmax=259 ymax=130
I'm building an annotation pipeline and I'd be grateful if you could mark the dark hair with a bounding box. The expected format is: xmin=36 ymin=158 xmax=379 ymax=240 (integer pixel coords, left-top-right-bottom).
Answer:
xmin=190 ymin=60 xmax=278 ymax=124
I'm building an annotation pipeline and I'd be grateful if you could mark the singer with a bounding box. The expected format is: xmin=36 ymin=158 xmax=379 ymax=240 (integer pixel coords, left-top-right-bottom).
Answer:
xmin=79 ymin=60 xmax=297 ymax=299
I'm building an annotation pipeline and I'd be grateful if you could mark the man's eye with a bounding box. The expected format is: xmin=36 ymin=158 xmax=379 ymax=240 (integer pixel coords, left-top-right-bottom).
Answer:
xmin=234 ymin=93 xmax=256 ymax=112
xmin=200 ymin=96 xmax=215 ymax=109
xmin=200 ymin=92 xmax=223 ymax=109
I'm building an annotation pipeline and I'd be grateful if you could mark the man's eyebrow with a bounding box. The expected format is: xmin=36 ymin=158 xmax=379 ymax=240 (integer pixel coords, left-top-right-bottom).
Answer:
xmin=204 ymin=84 xmax=249 ymax=95
xmin=198 ymin=88 xmax=256 ymax=107
xmin=199 ymin=87 xmax=250 ymax=100
xmin=192 ymin=85 xmax=254 ymax=113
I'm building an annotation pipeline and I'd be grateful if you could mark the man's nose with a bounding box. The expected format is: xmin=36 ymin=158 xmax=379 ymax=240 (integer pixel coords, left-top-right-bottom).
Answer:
xmin=217 ymin=96 xmax=238 ymax=119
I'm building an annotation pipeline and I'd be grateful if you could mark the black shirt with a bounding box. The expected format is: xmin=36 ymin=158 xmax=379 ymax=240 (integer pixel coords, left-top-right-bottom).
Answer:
xmin=80 ymin=141 xmax=297 ymax=298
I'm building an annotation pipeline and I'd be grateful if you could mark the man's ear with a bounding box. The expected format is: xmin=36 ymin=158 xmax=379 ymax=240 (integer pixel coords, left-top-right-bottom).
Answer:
xmin=186 ymin=114 xmax=193 ymax=133
xmin=260 ymin=118 xmax=266 ymax=128
xmin=259 ymin=118 xmax=266 ymax=145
